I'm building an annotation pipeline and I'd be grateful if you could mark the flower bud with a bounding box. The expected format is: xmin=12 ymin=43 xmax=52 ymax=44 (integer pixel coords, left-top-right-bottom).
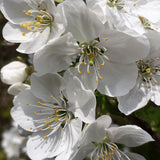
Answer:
xmin=1 ymin=61 xmax=27 ymax=85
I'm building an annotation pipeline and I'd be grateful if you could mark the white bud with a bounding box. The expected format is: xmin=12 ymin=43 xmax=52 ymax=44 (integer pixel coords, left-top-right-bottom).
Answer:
xmin=8 ymin=82 xmax=30 ymax=96
xmin=1 ymin=61 xmax=27 ymax=85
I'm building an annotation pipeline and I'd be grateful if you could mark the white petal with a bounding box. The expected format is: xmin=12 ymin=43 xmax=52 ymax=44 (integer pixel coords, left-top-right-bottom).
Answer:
xmin=81 ymin=115 xmax=112 ymax=146
xmin=68 ymin=66 xmax=98 ymax=91
xmin=64 ymin=71 xmax=96 ymax=123
xmin=17 ymin=27 xmax=50 ymax=54
xmin=30 ymin=73 xmax=64 ymax=103
xmin=0 ymin=61 xmax=27 ymax=85
xmin=8 ymin=82 xmax=30 ymax=96
xmin=55 ymin=119 xmax=82 ymax=160
xmin=1 ymin=0 xmax=32 ymax=24
xmin=97 ymin=62 xmax=138 ymax=97
xmin=100 ymin=30 xmax=150 ymax=64
xmin=61 ymin=0 xmax=104 ymax=42
xmin=34 ymin=32 xmax=78 ymax=75
xmin=3 ymin=22 xmax=33 ymax=43
xmin=125 ymin=152 xmax=146 ymax=160
xmin=11 ymin=90 xmax=51 ymax=132
xmin=118 ymin=80 xmax=150 ymax=115
xmin=108 ymin=125 xmax=154 ymax=147
xmin=27 ymin=127 xmax=64 ymax=160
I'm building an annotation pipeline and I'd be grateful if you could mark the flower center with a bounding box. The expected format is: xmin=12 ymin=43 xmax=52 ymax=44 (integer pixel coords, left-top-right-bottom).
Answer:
xmin=137 ymin=58 xmax=160 ymax=89
xmin=107 ymin=0 xmax=125 ymax=10
xmin=20 ymin=4 xmax=53 ymax=36
xmin=26 ymin=94 xmax=73 ymax=138
xmin=89 ymin=134 xmax=124 ymax=160
xmin=74 ymin=38 xmax=110 ymax=82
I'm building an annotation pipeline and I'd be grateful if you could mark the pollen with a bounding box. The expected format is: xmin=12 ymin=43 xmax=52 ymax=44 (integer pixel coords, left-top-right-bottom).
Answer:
xmin=75 ymin=66 xmax=78 ymax=69
xmin=98 ymin=49 xmax=101 ymax=52
xmin=155 ymin=81 xmax=158 ymax=84
xmin=30 ymin=127 xmax=32 ymax=130
xmin=105 ymin=37 xmax=108 ymax=40
xmin=87 ymin=71 xmax=90 ymax=74
xmin=81 ymin=51 xmax=85 ymax=54
xmin=96 ymin=41 xmax=99 ymax=44
xmin=101 ymin=64 xmax=104 ymax=66
xmin=34 ymin=112 xmax=37 ymax=115
xmin=97 ymin=68 xmax=100 ymax=71
xmin=100 ymin=76 xmax=103 ymax=80
xmin=50 ymin=95 xmax=53 ymax=98
xmin=42 ymin=104 xmax=45 ymax=106
xmin=54 ymin=118 xmax=59 ymax=121
xmin=37 ymin=101 xmax=40 ymax=104
xmin=23 ymin=24 xmax=27 ymax=28
xmin=95 ymin=80 xmax=98 ymax=83
xmin=66 ymin=119 xmax=70 ymax=122
xmin=27 ymin=119 xmax=30 ymax=121
xmin=27 ymin=26 xmax=32 ymax=30
xmin=26 ymin=102 xmax=29 ymax=105
xmin=40 ymin=128 xmax=43 ymax=131
xmin=28 ymin=22 xmax=31 ymax=26
xmin=40 ymin=10 xmax=45 ymax=14
xmin=80 ymin=62 xmax=83 ymax=65
xmin=22 ymin=32 xmax=26 ymax=36
xmin=52 ymin=106 xmax=55 ymax=109
xmin=23 ymin=10 xmax=26 ymax=14
xmin=28 ymin=10 xmax=32 ymax=15
xmin=35 ymin=121 xmax=38 ymax=124
xmin=133 ymin=3 xmax=136 ymax=6
xmin=20 ymin=23 xmax=23 ymax=27
xmin=79 ymin=71 xmax=82 ymax=74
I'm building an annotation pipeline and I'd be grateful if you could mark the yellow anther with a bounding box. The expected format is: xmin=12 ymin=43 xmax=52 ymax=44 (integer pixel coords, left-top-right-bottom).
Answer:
xmin=28 ymin=10 xmax=32 ymax=15
xmin=96 ymin=41 xmax=99 ymax=44
xmin=22 ymin=32 xmax=26 ymax=36
xmin=58 ymin=109 xmax=61 ymax=112
xmin=111 ymin=146 xmax=114 ymax=149
xmin=90 ymin=155 xmax=93 ymax=159
xmin=42 ymin=104 xmax=45 ymax=106
xmin=133 ymin=3 xmax=136 ymax=6
xmin=45 ymin=116 xmax=48 ymax=119
xmin=62 ymin=128 xmax=64 ymax=130
xmin=150 ymin=73 xmax=153 ymax=76
xmin=75 ymin=66 xmax=78 ymax=69
xmin=40 ymin=128 xmax=43 ymax=131
xmin=28 ymin=22 xmax=31 ymax=26
xmin=27 ymin=26 xmax=31 ymax=30
xmin=84 ymin=62 xmax=87 ymax=65
xmin=105 ymin=49 xmax=108 ymax=52
xmin=23 ymin=24 xmax=27 ymax=28
xmin=35 ymin=121 xmax=38 ymax=124
xmin=101 ymin=64 xmax=104 ymax=66
xmin=20 ymin=23 xmax=23 ymax=27
xmin=36 ymin=22 xmax=40 ymax=26
xmin=95 ymin=80 xmax=98 ymax=83
xmin=30 ymin=128 xmax=32 ymax=130
xmin=34 ymin=112 xmax=37 ymax=115
xmin=98 ymin=49 xmax=101 ymax=52
xmin=40 ymin=10 xmax=45 ymax=14
xmin=79 ymin=71 xmax=82 ymax=74
xmin=50 ymin=95 xmax=53 ymax=98
xmin=87 ymin=71 xmax=90 ymax=74
xmin=40 ymin=110 xmax=42 ymax=113
xmin=54 ymin=118 xmax=59 ymax=121
xmin=50 ymin=127 xmax=53 ymax=130
xmin=81 ymin=51 xmax=85 ymax=54
xmin=23 ymin=10 xmax=26 ymax=14
xmin=116 ymin=146 xmax=119 ymax=149
xmin=105 ymin=37 xmax=108 ymax=40
xmin=66 ymin=119 xmax=69 ymax=122
xmin=52 ymin=106 xmax=55 ymax=109
xmin=26 ymin=102 xmax=29 ymax=105
xmin=155 ymin=81 xmax=158 ymax=84
xmin=37 ymin=101 xmax=40 ymax=104
xmin=27 ymin=119 xmax=30 ymax=121
xmin=97 ymin=68 xmax=100 ymax=71
xmin=104 ymin=151 xmax=107 ymax=155
xmin=100 ymin=76 xmax=103 ymax=80
xmin=80 ymin=62 xmax=83 ymax=65
xmin=146 ymin=68 xmax=151 ymax=73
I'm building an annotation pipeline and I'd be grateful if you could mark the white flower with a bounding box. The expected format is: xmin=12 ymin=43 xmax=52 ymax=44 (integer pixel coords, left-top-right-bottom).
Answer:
xmin=34 ymin=0 xmax=150 ymax=97
xmin=11 ymin=73 xmax=96 ymax=160
xmin=71 ymin=115 xmax=154 ymax=160
xmin=86 ymin=0 xmax=146 ymax=35
xmin=118 ymin=30 xmax=160 ymax=115
xmin=1 ymin=61 xmax=27 ymax=85
xmin=1 ymin=0 xmax=64 ymax=53
xmin=1 ymin=122 xmax=26 ymax=159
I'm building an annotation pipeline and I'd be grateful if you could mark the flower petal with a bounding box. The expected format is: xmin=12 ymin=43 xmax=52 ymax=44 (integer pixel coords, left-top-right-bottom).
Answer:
xmin=107 ymin=125 xmax=154 ymax=147
xmin=61 ymin=0 xmax=104 ymax=42
xmin=64 ymin=71 xmax=96 ymax=123
xmin=100 ymin=30 xmax=150 ymax=64
xmin=118 ymin=79 xmax=150 ymax=115
xmin=125 ymin=152 xmax=146 ymax=160
xmin=34 ymin=32 xmax=78 ymax=75
xmin=97 ymin=62 xmax=138 ymax=97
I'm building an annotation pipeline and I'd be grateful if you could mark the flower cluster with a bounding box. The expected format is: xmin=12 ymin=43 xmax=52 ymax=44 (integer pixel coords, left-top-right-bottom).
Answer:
xmin=1 ymin=0 xmax=159 ymax=159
